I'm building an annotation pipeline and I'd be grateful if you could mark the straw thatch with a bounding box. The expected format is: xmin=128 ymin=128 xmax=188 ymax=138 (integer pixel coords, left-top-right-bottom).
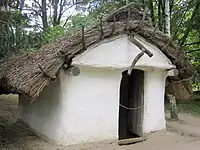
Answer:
xmin=0 ymin=4 xmax=194 ymax=100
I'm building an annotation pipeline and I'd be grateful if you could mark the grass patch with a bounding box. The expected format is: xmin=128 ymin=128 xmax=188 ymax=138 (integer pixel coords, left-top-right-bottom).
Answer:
xmin=165 ymin=99 xmax=200 ymax=116
xmin=177 ymin=100 xmax=200 ymax=116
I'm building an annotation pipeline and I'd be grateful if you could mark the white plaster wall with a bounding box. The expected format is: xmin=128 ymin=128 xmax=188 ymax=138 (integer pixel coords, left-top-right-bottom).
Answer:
xmin=71 ymin=34 xmax=174 ymax=135
xmin=19 ymin=67 xmax=123 ymax=145
xmin=19 ymin=67 xmax=169 ymax=145
xmin=73 ymin=35 xmax=175 ymax=70
xmin=19 ymin=78 xmax=63 ymax=141
xmin=59 ymin=67 xmax=123 ymax=145
xmin=143 ymin=70 xmax=168 ymax=133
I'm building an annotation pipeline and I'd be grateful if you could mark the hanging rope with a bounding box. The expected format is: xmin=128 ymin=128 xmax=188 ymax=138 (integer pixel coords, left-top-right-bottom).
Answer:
xmin=119 ymin=104 xmax=143 ymax=110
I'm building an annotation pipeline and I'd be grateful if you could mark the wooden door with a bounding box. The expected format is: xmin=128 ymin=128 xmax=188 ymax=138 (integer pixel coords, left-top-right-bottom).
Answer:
xmin=128 ymin=69 xmax=144 ymax=137
xmin=118 ymin=69 xmax=144 ymax=140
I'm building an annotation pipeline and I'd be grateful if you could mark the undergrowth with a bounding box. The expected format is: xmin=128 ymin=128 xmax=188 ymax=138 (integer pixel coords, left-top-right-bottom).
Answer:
xmin=165 ymin=98 xmax=200 ymax=116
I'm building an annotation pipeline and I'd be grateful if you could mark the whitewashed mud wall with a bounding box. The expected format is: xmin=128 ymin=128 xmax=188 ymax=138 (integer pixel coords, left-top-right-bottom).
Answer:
xmin=143 ymin=70 xmax=168 ymax=133
xmin=19 ymin=35 xmax=174 ymax=145
xmin=19 ymin=78 xmax=63 ymax=142
xmin=59 ymin=67 xmax=123 ymax=145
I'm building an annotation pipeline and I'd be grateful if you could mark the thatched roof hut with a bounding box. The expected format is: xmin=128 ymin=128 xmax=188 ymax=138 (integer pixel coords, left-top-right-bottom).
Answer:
xmin=0 ymin=4 xmax=194 ymax=100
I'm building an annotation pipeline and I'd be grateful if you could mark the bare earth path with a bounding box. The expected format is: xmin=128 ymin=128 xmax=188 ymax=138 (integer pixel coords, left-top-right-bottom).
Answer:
xmin=1 ymin=95 xmax=200 ymax=150
xmin=63 ymin=132 xmax=200 ymax=150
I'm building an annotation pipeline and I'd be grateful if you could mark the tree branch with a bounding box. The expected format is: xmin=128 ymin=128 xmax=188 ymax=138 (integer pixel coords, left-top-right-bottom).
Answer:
xmin=173 ymin=0 xmax=193 ymax=40
xmin=61 ymin=2 xmax=83 ymax=15
xmin=186 ymin=49 xmax=200 ymax=53
xmin=179 ymin=1 xmax=200 ymax=46
xmin=184 ymin=41 xmax=200 ymax=46
xmin=57 ymin=0 xmax=64 ymax=25
xmin=128 ymin=52 xmax=145 ymax=75
xmin=25 ymin=7 xmax=43 ymax=17
xmin=169 ymin=76 xmax=193 ymax=83
xmin=63 ymin=10 xmax=75 ymax=27
xmin=33 ymin=0 xmax=42 ymax=9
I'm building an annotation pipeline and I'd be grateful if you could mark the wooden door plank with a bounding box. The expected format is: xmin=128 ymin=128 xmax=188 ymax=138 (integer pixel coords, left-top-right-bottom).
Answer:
xmin=128 ymin=69 xmax=144 ymax=137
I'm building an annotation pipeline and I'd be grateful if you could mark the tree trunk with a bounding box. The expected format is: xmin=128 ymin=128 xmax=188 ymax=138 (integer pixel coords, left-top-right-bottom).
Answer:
xmin=41 ymin=0 xmax=49 ymax=30
xmin=169 ymin=0 xmax=174 ymax=20
xmin=158 ymin=0 xmax=162 ymax=31
xmin=57 ymin=0 xmax=64 ymax=26
xmin=141 ymin=0 xmax=145 ymax=9
xmin=167 ymin=94 xmax=178 ymax=120
xmin=149 ymin=0 xmax=155 ymax=26
xmin=19 ymin=0 xmax=25 ymax=12
xmin=165 ymin=0 xmax=171 ymax=36
xmin=52 ymin=0 xmax=59 ymax=26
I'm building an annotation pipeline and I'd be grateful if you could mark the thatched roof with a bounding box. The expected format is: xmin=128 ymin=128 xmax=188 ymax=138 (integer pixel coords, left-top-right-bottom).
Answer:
xmin=0 ymin=4 xmax=194 ymax=100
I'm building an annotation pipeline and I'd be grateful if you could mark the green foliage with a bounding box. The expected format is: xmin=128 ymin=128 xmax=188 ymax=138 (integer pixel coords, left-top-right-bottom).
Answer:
xmin=43 ymin=26 xmax=67 ymax=43
xmin=68 ymin=14 xmax=97 ymax=30
xmin=191 ymin=60 xmax=200 ymax=90
xmin=0 ymin=8 xmax=34 ymax=58
xmin=165 ymin=99 xmax=200 ymax=116
xmin=88 ymin=0 xmax=126 ymax=16
xmin=42 ymin=13 xmax=99 ymax=44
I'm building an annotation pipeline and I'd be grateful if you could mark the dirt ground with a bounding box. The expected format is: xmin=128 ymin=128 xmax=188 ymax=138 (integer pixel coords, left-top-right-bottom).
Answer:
xmin=1 ymin=95 xmax=200 ymax=150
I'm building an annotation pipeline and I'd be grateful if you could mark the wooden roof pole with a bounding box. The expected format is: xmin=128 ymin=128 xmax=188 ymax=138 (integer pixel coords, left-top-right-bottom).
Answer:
xmin=127 ymin=35 xmax=153 ymax=75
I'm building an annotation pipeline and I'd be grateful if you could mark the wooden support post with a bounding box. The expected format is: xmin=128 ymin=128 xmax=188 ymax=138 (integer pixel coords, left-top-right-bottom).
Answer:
xmin=129 ymin=35 xmax=153 ymax=57
xmin=125 ymin=7 xmax=131 ymax=32
xmin=127 ymin=34 xmax=154 ymax=75
xmin=81 ymin=24 xmax=86 ymax=50
xmin=100 ymin=16 xmax=104 ymax=39
xmin=111 ymin=15 xmax=116 ymax=35
xmin=128 ymin=52 xmax=144 ymax=75
xmin=167 ymin=94 xmax=178 ymax=120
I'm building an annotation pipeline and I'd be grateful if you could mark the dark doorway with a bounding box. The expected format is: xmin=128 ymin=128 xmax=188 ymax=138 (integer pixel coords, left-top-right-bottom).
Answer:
xmin=118 ymin=69 xmax=144 ymax=140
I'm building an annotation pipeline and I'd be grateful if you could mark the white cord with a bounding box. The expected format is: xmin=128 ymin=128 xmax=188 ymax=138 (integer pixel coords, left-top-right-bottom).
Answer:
xmin=119 ymin=104 xmax=143 ymax=110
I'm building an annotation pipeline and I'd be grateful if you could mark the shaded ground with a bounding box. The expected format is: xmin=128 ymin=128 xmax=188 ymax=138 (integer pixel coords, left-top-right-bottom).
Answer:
xmin=63 ymin=132 xmax=200 ymax=150
xmin=1 ymin=95 xmax=200 ymax=150
xmin=166 ymin=113 xmax=200 ymax=137
xmin=0 ymin=95 xmax=54 ymax=150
